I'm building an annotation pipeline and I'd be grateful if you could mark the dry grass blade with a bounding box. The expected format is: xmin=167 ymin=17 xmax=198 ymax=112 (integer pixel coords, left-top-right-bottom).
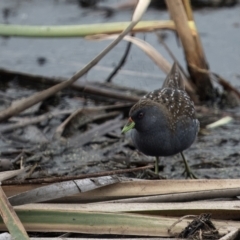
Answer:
xmin=0 ymin=0 xmax=150 ymax=122
xmin=4 ymin=179 xmax=240 ymax=204
xmin=0 ymin=204 xmax=237 ymax=237
xmin=0 ymin=110 xmax=73 ymax=133
xmin=0 ymin=68 xmax=141 ymax=102
xmin=219 ymin=228 xmax=239 ymax=240
xmin=88 ymin=34 xmax=171 ymax=74
xmin=48 ymin=179 xmax=240 ymax=203
xmin=2 ymin=166 xmax=152 ymax=185
xmin=0 ymin=207 xmax=178 ymax=237
xmin=68 ymin=116 xmax=122 ymax=147
xmin=0 ymin=187 xmax=29 ymax=239
xmin=206 ymin=116 xmax=233 ymax=129
xmin=0 ymin=234 xmax=176 ymax=240
xmin=74 ymin=201 xmax=240 ymax=220
xmin=28 ymin=238 xmax=181 ymax=240
xmin=30 ymin=238 xmax=179 ymax=240
xmin=52 ymin=103 xmax=131 ymax=140
xmin=53 ymin=110 xmax=120 ymax=140
xmin=8 ymin=176 xmax=121 ymax=206
xmin=110 ymin=187 xmax=240 ymax=203
xmin=0 ymin=167 xmax=29 ymax=182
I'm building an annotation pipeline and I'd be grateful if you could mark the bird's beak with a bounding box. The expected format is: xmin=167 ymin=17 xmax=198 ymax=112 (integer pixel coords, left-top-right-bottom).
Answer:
xmin=122 ymin=117 xmax=135 ymax=133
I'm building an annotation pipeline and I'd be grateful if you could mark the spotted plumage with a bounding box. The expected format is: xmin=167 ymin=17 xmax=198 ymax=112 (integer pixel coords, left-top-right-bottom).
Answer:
xmin=130 ymin=67 xmax=197 ymax=133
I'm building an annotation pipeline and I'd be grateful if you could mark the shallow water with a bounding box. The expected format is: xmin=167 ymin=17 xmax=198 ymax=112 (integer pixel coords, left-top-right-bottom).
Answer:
xmin=0 ymin=0 xmax=239 ymax=92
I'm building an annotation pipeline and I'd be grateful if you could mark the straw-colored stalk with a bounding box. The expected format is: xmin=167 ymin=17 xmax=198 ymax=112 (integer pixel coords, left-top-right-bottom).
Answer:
xmin=165 ymin=0 xmax=214 ymax=101
xmin=0 ymin=187 xmax=29 ymax=239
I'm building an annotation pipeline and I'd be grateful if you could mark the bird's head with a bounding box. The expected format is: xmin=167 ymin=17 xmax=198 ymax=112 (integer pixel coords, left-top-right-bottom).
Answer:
xmin=122 ymin=100 xmax=166 ymax=134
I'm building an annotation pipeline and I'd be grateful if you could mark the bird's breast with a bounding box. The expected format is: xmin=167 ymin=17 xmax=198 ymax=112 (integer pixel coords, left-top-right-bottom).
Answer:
xmin=131 ymin=118 xmax=198 ymax=157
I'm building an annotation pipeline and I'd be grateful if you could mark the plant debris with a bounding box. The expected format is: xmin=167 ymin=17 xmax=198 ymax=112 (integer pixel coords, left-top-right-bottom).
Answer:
xmin=178 ymin=214 xmax=221 ymax=240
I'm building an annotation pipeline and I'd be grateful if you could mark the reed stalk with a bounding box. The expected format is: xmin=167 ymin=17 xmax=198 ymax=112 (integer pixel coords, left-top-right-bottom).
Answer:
xmin=165 ymin=0 xmax=214 ymax=101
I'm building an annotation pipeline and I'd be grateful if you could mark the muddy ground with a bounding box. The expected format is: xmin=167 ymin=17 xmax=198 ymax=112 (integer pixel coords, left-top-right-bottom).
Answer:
xmin=0 ymin=0 xmax=240 ymax=180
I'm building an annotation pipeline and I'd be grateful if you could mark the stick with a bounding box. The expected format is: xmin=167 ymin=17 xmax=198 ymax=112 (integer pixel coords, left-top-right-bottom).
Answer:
xmin=0 ymin=0 xmax=150 ymax=122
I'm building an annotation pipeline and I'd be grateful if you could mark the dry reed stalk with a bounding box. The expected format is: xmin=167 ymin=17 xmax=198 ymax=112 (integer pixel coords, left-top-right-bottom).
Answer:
xmin=165 ymin=0 xmax=214 ymax=101
xmin=182 ymin=0 xmax=207 ymax=68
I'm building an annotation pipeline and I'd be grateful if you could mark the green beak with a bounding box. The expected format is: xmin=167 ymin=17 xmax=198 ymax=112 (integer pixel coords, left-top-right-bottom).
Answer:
xmin=122 ymin=118 xmax=135 ymax=133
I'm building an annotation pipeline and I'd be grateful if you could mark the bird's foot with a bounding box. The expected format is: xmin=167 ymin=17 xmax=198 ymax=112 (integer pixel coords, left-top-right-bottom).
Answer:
xmin=146 ymin=169 xmax=166 ymax=179
xmin=182 ymin=169 xmax=198 ymax=179
xmin=180 ymin=152 xmax=198 ymax=179
xmin=155 ymin=156 xmax=160 ymax=174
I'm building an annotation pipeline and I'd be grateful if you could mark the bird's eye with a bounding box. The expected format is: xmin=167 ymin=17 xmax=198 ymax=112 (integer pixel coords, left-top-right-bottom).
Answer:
xmin=138 ymin=112 xmax=144 ymax=119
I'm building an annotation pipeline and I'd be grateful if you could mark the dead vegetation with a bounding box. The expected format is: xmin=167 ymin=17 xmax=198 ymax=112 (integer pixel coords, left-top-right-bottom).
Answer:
xmin=0 ymin=0 xmax=239 ymax=239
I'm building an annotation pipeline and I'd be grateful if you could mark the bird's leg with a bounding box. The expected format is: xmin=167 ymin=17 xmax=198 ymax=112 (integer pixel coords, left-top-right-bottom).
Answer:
xmin=155 ymin=156 xmax=160 ymax=174
xmin=180 ymin=152 xmax=197 ymax=179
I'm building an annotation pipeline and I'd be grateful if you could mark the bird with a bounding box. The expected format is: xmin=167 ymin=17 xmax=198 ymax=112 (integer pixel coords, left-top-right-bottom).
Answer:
xmin=122 ymin=62 xmax=199 ymax=178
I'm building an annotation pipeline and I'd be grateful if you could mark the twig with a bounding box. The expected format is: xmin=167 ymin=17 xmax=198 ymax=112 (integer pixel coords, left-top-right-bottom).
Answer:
xmin=0 ymin=10 xmax=146 ymax=122
xmin=106 ymin=33 xmax=134 ymax=83
xmin=12 ymin=152 xmax=25 ymax=164
xmin=24 ymin=163 xmax=38 ymax=180
xmin=53 ymin=110 xmax=120 ymax=140
xmin=68 ymin=117 xmax=122 ymax=147
xmin=157 ymin=32 xmax=179 ymax=63
xmin=2 ymin=164 xmax=153 ymax=185
xmin=90 ymin=34 xmax=172 ymax=74
xmin=189 ymin=63 xmax=240 ymax=99
xmin=0 ymin=110 xmax=73 ymax=133
xmin=0 ymin=68 xmax=141 ymax=102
